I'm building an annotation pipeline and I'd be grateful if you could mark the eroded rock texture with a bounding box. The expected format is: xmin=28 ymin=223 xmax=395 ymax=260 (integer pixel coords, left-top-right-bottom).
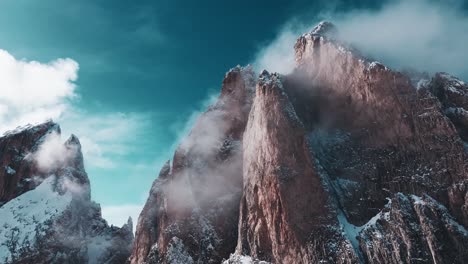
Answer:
xmin=130 ymin=66 xmax=256 ymax=264
xmin=236 ymin=71 xmax=357 ymax=263
xmin=131 ymin=22 xmax=468 ymax=263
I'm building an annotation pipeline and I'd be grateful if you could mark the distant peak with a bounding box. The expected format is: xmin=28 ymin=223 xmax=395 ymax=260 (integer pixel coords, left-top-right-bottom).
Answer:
xmin=126 ymin=217 xmax=133 ymax=233
xmin=311 ymin=21 xmax=337 ymax=37
xmin=65 ymin=134 xmax=81 ymax=148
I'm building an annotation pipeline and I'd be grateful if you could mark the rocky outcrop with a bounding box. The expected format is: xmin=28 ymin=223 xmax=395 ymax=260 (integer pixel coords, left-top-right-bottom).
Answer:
xmin=236 ymin=71 xmax=357 ymax=263
xmin=0 ymin=122 xmax=133 ymax=264
xmin=131 ymin=22 xmax=468 ymax=263
xmin=130 ymin=66 xmax=256 ymax=264
xmin=291 ymin=22 xmax=466 ymax=227
xmin=0 ymin=121 xmax=66 ymax=205
xmin=426 ymin=72 xmax=468 ymax=142
xmin=358 ymin=193 xmax=468 ymax=264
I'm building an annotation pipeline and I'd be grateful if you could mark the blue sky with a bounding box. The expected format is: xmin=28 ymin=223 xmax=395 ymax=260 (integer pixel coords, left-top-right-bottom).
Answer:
xmin=0 ymin=0 xmax=467 ymax=227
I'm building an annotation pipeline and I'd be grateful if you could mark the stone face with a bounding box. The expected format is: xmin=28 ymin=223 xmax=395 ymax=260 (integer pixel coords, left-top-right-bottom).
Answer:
xmin=290 ymin=23 xmax=466 ymax=227
xmin=131 ymin=22 xmax=468 ymax=264
xmin=0 ymin=121 xmax=61 ymax=205
xmin=0 ymin=122 xmax=133 ymax=264
xmin=358 ymin=193 xmax=468 ymax=264
xmin=428 ymin=72 xmax=468 ymax=141
xmin=236 ymin=71 xmax=357 ymax=263
xmin=130 ymin=66 xmax=256 ymax=264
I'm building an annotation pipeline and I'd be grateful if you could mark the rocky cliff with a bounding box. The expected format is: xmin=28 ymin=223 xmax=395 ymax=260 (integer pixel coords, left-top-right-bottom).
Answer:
xmin=132 ymin=21 xmax=468 ymax=263
xmin=130 ymin=66 xmax=256 ymax=264
xmin=0 ymin=121 xmax=133 ymax=264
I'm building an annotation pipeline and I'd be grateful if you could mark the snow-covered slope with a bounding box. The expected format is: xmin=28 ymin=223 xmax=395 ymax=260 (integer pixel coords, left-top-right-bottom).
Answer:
xmin=0 ymin=176 xmax=72 ymax=262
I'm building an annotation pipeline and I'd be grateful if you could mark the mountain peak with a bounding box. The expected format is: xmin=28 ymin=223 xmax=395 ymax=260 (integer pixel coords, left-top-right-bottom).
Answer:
xmin=311 ymin=21 xmax=337 ymax=37
xmin=65 ymin=134 xmax=81 ymax=149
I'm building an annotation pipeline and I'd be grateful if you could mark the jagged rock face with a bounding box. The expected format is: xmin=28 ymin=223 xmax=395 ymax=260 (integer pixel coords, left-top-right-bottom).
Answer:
xmin=428 ymin=72 xmax=468 ymax=141
xmin=236 ymin=71 xmax=357 ymax=263
xmin=130 ymin=66 xmax=256 ymax=264
xmin=0 ymin=122 xmax=133 ymax=264
xmin=0 ymin=121 xmax=62 ymax=205
xmin=132 ymin=22 xmax=468 ymax=264
xmin=290 ymin=24 xmax=466 ymax=226
xmin=358 ymin=193 xmax=468 ymax=264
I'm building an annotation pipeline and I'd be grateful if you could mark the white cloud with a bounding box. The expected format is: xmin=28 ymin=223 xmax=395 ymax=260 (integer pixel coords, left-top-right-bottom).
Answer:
xmin=101 ymin=204 xmax=143 ymax=232
xmin=0 ymin=49 xmax=153 ymax=171
xmin=253 ymin=0 xmax=468 ymax=79
xmin=0 ymin=48 xmax=155 ymax=227
xmin=334 ymin=0 xmax=468 ymax=78
xmin=28 ymin=131 xmax=79 ymax=172
xmin=0 ymin=49 xmax=78 ymax=133
xmin=60 ymin=111 xmax=153 ymax=169
xmin=252 ymin=23 xmax=303 ymax=75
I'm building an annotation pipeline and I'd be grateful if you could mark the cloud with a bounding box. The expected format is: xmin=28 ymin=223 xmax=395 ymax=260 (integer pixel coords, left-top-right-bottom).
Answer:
xmin=253 ymin=0 xmax=468 ymax=79
xmin=169 ymin=91 xmax=219 ymax=154
xmin=252 ymin=22 xmax=303 ymax=75
xmin=60 ymin=111 xmax=153 ymax=169
xmin=334 ymin=0 xmax=468 ymax=78
xmin=0 ymin=49 xmax=153 ymax=171
xmin=101 ymin=204 xmax=143 ymax=231
xmin=0 ymin=49 xmax=78 ymax=133
xmin=29 ymin=131 xmax=79 ymax=172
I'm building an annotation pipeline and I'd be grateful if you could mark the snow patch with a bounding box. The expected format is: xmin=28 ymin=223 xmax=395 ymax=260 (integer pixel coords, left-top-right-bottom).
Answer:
xmin=166 ymin=237 xmax=194 ymax=264
xmin=4 ymin=166 xmax=15 ymax=175
xmin=337 ymin=198 xmax=391 ymax=254
xmin=223 ymin=254 xmax=271 ymax=264
xmin=0 ymin=176 xmax=72 ymax=263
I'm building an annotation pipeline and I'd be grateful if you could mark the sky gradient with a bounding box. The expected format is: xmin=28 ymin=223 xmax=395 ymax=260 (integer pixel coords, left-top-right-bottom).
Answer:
xmin=0 ymin=0 xmax=467 ymax=227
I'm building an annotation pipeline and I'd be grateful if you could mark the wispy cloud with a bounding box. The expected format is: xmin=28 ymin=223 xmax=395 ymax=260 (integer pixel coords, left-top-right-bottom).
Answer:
xmin=253 ymin=0 xmax=468 ymax=79
xmin=60 ymin=110 xmax=153 ymax=169
xmin=334 ymin=0 xmax=468 ymax=78
xmin=28 ymin=131 xmax=79 ymax=172
xmin=252 ymin=21 xmax=311 ymax=75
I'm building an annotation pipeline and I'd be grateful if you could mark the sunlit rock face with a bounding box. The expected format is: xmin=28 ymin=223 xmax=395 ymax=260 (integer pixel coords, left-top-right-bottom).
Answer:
xmin=236 ymin=71 xmax=357 ymax=263
xmin=132 ymin=22 xmax=468 ymax=264
xmin=0 ymin=122 xmax=133 ymax=264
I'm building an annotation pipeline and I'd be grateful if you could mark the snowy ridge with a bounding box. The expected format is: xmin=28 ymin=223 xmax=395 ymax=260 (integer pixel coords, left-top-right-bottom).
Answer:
xmin=0 ymin=176 xmax=72 ymax=263
xmin=1 ymin=119 xmax=58 ymax=137
xmin=337 ymin=198 xmax=391 ymax=257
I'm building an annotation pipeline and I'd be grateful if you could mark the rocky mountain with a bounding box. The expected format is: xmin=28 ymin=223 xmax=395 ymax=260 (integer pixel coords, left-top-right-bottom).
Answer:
xmin=0 ymin=121 xmax=133 ymax=264
xmin=131 ymin=21 xmax=468 ymax=264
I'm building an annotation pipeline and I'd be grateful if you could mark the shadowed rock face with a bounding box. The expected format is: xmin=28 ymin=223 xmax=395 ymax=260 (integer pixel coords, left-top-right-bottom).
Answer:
xmin=130 ymin=66 xmax=256 ymax=264
xmin=0 ymin=121 xmax=63 ymax=205
xmin=0 ymin=122 xmax=133 ymax=264
xmin=132 ymin=22 xmax=468 ymax=264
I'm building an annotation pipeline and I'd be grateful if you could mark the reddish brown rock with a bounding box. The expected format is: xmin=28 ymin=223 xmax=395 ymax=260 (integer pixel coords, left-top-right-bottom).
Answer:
xmin=289 ymin=22 xmax=466 ymax=227
xmin=132 ymin=22 xmax=468 ymax=264
xmin=235 ymin=70 xmax=357 ymax=263
xmin=358 ymin=193 xmax=468 ymax=264
xmin=130 ymin=66 xmax=256 ymax=264
xmin=0 ymin=121 xmax=62 ymax=205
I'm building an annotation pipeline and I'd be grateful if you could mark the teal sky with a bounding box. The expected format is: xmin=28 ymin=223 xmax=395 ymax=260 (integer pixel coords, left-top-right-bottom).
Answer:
xmin=1 ymin=0 xmax=466 ymax=226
